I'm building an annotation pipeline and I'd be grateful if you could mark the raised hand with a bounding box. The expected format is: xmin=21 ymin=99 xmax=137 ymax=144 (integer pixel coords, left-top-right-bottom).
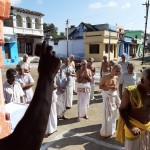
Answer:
xmin=38 ymin=41 xmax=61 ymax=79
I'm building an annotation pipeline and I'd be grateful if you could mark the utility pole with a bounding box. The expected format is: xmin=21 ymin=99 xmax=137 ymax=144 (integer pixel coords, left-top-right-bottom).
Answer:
xmin=108 ymin=29 xmax=111 ymax=61
xmin=66 ymin=19 xmax=69 ymax=57
xmin=142 ymin=0 xmax=150 ymax=65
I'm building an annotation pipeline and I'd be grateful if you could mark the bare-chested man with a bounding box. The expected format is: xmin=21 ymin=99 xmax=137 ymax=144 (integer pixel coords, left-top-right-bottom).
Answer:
xmin=87 ymin=58 xmax=96 ymax=100
xmin=99 ymin=64 xmax=121 ymax=138
xmin=76 ymin=60 xmax=92 ymax=121
xmin=100 ymin=56 xmax=111 ymax=77
xmin=116 ymin=68 xmax=150 ymax=150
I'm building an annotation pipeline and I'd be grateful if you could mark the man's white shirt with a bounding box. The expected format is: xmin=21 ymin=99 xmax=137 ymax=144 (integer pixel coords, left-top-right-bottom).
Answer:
xmin=119 ymin=72 xmax=138 ymax=93
xmin=16 ymin=73 xmax=34 ymax=103
xmin=118 ymin=61 xmax=129 ymax=74
xmin=18 ymin=60 xmax=31 ymax=70
xmin=3 ymin=81 xmax=24 ymax=103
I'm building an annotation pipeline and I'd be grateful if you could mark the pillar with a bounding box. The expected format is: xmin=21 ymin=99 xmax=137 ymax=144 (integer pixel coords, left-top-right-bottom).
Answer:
xmin=0 ymin=0 xmax=11 ymax=138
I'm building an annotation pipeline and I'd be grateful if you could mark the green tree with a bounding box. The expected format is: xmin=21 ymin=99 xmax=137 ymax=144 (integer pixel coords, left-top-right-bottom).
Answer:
xmin=43 ymin=23 xmax=58 ymax=39
xmin=59 ymin=32 xmax=65 ymax=38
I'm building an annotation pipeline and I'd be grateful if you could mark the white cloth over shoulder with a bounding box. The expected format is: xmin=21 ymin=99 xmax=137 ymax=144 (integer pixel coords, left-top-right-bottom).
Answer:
xmin=100 ymin=90 xmax=121 ymax=137
xmin=77 ymin=82 xmax=91 ymax=118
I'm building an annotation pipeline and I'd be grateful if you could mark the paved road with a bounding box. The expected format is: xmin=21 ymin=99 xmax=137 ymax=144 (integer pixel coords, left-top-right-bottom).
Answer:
xmin=1 ymin=57 xmax=150 ymax=150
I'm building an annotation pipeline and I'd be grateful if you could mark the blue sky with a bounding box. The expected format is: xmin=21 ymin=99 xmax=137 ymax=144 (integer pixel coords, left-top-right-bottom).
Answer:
xmin=11 ymin=0 xmax=149 ymax=33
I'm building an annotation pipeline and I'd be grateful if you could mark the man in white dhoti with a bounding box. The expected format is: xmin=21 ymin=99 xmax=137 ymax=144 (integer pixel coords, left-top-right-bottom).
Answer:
xmin=76 ymin=60 xmax=92 ymax=121
xmin=69 ymin=55 xmax=76 ymax=94
xmin=45 ymin=80 xmax=58 ymax=136
xmin=87 ymin=57 xmax=96 ymax=101
xmin=55 ymin=68 xmax=68 ymax=120
xmin=119 ymin=63 xmax=139 ymax=99
xmin=3 ymin=69 xmax=24 ymax=103
xmin=16 ymin=65 xmax=34 ymax=103
xmin=99 ymin=64 xmax=121 ymax=138
xmin=100 ymin=56 xmax=111 ymax=77
xmin=61 ymin=58 xmax=76 ymax=109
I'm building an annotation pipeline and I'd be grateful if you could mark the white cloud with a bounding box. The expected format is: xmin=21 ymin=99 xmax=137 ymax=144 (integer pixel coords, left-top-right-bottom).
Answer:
xmin=107 ymin=1 xmax=118 ymax=7
xmin=89 ymin=2 xmax=104 ymax=9
xmin=122 ymin=2 xmax=131 ymax=9
xmin=37 ymin=0 xmax=43 ymax=5
xmin=11 ymin=0 xmax=22 ymax=5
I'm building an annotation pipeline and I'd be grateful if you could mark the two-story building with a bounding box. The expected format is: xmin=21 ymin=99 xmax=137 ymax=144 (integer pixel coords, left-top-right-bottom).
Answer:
xmin=3 ymin=6 xmax=44 ymax=65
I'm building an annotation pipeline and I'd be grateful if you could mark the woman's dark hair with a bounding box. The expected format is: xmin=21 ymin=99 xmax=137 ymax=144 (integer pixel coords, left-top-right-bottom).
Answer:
xmin=6 ymin=68 xmax=16 ymax=79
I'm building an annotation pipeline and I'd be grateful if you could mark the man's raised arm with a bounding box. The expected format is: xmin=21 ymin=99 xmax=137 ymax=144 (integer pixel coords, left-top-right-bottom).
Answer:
xmin=0 ymin=41 xmax=61 ymax=150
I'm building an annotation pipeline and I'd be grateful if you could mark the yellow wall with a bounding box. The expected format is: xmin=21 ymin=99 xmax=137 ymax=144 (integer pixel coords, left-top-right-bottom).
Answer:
xmin=84 ymin=30 xmax=119 ymax=61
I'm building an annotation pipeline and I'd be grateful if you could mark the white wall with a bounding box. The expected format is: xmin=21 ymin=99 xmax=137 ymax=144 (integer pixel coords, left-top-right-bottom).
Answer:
xmin=49 ymin=39 xmax=84 ymax=58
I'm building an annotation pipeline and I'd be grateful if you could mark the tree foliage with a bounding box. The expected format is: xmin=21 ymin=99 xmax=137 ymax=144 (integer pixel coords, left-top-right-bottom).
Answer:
xmin=43 ymin=23 xmax=65 ymax=39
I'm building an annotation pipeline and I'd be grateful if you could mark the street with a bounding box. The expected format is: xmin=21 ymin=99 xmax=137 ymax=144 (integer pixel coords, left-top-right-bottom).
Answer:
xmin=1 ymin=57 xmax=150 ymax=150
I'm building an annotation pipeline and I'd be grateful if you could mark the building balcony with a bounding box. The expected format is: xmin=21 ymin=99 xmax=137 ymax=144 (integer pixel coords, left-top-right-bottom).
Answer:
xmin=4 ymin=26 xmax=44 ymax=36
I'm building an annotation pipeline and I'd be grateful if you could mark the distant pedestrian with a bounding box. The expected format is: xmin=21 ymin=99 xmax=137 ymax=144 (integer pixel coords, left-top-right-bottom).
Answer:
xmin=69 ymin=55 xmax=76 ymax=94
xmin=18 ymin=54 xmax=31 ymax=73
xmin=100 ymin=56 xmax=111 ymax=77
xmin=118 ymin=53 xmax=129 ymax=74
xmin=87 ymin=58 xmax=96 ymax=100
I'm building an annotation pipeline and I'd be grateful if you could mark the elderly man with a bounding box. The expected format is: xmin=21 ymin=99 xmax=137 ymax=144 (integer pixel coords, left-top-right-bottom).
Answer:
xmin=3 ymin=68 xmax=24 ymax=104
xmin=119 ymin=63 xmax=139 ymax=99
xmin=87 ymin=58 xmax=96 ymax=101
xmin=55 ymin=65 xmax=68 ymax=120
xmin=16 ymin=65 xmax=34 ymax=103
xmin=76 ymin=60 xmax=92 ymax=121
xmin=18 ymin=54 xmax=31 ymax=73
xmin=116 ymin=68 xmax=150 ymax=150
xmin=118 ymin=53 xmax=129 ymax=74
xmin=61 ymin=57 xmax=76 ymax=109
xmin=99 ymin=64 xmax=121 ymax=138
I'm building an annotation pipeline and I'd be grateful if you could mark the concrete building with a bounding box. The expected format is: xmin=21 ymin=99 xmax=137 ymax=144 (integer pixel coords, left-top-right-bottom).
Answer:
xmin=84 ymin=30 xmax=119 ymax=61
xmin=3 ymin=6 xmax=44 ymax=65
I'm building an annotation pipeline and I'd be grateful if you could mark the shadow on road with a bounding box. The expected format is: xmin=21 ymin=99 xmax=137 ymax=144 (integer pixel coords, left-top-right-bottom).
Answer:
xmin=42 ymin=124 xmax=124 ymax=150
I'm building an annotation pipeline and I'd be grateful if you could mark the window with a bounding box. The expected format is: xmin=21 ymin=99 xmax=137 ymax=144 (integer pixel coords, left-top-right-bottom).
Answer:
xmin=105 ymin=44 xmax=113 ymax=53
xmin=105 ymin=44 xmax=108 ymax=53
xmin=4 ymin=17 xmax=13 ymax=27
xmin=35 ymin=18 xmax=41 ymax=29
xmin=26 ymin=17 xmax=32 ymax=28
xmin=4 ymin=43 xmax=11 ymax=59
xmin=18 ymin=38 xmax=25 ymax=53
xmin=89 ymin=44 xmax=99 ymax=54
xmin=16 ymin=15 xmax=23 ymax=27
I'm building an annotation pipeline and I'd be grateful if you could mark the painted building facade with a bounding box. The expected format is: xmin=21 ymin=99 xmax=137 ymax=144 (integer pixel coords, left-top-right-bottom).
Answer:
xmin=84 ymin=30 xmax=119 ymax=61
xmin=125 ymin=30 xmax=143 ymax=57
xmin=3 ymin=6 xmax=44 ymax=65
